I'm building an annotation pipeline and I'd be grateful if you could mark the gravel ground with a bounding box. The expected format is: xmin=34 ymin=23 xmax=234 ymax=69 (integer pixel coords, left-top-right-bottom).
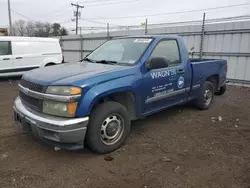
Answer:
xmin=0 ymin=79 xmax=250 ymax=188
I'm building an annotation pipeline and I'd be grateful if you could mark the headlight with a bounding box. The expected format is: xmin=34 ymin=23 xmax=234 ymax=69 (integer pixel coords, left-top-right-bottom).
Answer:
xmin=44 ymin=86 xmax=81 ymax=117
xmin=46 ymin=86 xmax=81 ymax=95
xmin=43 ymin=100 xmax=78 ymax=117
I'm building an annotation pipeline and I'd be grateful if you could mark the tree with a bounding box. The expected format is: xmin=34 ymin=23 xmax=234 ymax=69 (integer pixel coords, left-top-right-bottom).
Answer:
xmin=43 ymin=22 xmax=51 ymax=37
xmin=51 ymin=23 xmax=69 ymax=36
xmin=33 ymin=21 xmax=51 ymax=37
xmin=51 ymin=23 xmax=61 ymax=36
xmin=60 ymin=27 xmax=68 ymax=36
xmin=13 ymin=20 xmax=26 ymax=36
xmin=9 ymin=20 xmax=69 ymax=37
xmin=26 ymin=21 xmax=35 ymax=37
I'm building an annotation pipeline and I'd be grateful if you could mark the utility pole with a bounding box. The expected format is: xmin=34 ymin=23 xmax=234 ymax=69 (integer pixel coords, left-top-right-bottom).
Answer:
xmin=145 ymin=18 xmax=148 ymax=35
xmin=71 ymin=3 xmax=84 ymax=35
xmin=107 ymin=23 xmax=110 ymax=40
xmin=8 ymin=0 xmax=13 ymax=35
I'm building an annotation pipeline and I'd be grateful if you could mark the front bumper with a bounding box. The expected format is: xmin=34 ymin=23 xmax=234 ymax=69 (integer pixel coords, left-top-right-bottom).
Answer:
xmin=13 ymin=97 xmax=89 ymax=150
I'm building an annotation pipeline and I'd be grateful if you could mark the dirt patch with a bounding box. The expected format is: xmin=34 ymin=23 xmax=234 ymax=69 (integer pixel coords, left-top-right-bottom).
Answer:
xmin=1 ymin=79 xmax=250 ymax=188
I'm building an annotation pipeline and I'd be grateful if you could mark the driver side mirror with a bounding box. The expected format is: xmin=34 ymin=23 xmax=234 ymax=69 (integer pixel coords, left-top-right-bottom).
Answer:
xmin=146 ymin=57 xmax=169 ymax=70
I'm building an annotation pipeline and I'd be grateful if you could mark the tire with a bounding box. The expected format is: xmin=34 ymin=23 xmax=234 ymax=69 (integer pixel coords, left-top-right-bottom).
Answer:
xmin=45 ymin=63 xmax=55 ymax=67
xmin=195 ymin=81 xmax=214 ymax=110
xmin=215 ymin=84 xmax=226 ymax=95
xmin=86 ymin=101 xmax=131 ymax=154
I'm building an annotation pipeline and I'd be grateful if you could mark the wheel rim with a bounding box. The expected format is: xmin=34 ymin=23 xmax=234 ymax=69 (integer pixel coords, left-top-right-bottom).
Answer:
xmin=204 ymin=88 xmax=212 ymax=105
xmin=100 ymin=114 xmax=124 ymax=145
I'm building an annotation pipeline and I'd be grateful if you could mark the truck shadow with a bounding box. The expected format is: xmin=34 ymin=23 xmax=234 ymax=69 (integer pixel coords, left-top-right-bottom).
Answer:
xmin=131 ymin=103 xmax=197 ymax=134
xmin=74 ymin=103 xmax=197 ymax=156
xmin=0 ymin=76 xmax=22 ymax=82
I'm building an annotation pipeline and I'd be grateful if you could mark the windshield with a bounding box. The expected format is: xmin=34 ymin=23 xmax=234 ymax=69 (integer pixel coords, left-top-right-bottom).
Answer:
xmin=86 ymin=38 xmax=152 ymax=65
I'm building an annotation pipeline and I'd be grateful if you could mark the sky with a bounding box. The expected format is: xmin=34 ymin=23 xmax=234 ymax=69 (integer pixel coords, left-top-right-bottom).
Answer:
xmin=0 ymin=0 xmax=250 ymax=32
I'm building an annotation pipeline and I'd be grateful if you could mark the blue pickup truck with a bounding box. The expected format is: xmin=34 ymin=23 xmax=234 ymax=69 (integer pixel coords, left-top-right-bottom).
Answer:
xmin=13 ymin=35 xmax=227 ymax=153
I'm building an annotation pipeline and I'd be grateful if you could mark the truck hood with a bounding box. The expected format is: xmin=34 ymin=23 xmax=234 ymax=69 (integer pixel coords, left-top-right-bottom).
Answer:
xmin=23 ymin=62 xmax=133 ymax=86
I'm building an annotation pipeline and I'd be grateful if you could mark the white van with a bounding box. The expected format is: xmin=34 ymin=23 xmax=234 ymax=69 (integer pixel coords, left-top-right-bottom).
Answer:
xmin=0 ymin=36 xmax=63 ymax=76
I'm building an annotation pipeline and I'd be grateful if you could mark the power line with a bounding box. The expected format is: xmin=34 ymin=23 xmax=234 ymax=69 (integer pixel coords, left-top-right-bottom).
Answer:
xmin=80 ymin=18 xmax=107 ymax=25
xmin=80 ymin=18 xmax=122 ymax=27
xmin=84 ymin=0 xmax=138 ymax=7
xmin=73 ymin=26 xmax=107 ymax=29
xmin=11 ymin=9 xmax=72 ymax=25
xmin=84 ymin=2 xmax=250 ymax=20
xmin=79 ymin=0 xmax=112 ymax=4
xmin=85 ymin=14 xmax=250 ymax=30
xmin=41 ymin=4 xmax=70 ymax=17
xmin=11 ymin=7 xmax=73 ymax=25
xmin=205 ymin=15 xmax=250 ymax=24
xmin=58 ymin=20 xmax=73 ymax=24
xmin=11 ymin=9 xmax=33 ymax=20
xmin=73 ymin=14 xmax=250 ymax=34
xmin=137 ymin=14 xmax=250 ymax=29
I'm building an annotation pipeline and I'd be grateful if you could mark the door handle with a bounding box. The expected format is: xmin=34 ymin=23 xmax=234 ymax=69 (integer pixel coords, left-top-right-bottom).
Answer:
xmin=2 ymin=58 xmax=10 ymax=60
xmin=177 ymin=69 xmax=185 ymax=74
xmin=16 ymin=57 xmax=22 ymax=59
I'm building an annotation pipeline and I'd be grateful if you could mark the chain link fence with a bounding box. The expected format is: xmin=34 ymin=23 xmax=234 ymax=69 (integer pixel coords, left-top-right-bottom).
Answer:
xmin=60 ymin=15 xmax=250 ymax=85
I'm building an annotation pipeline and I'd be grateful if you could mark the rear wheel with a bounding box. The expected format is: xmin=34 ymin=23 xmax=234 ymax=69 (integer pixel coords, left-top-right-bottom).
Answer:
xmin=45 ymin=63 xmax=55 ymax=67
xmin=86 ymin=101 xmax=130 ymax=154
xmin=215 ymin=84 xmax=226 ymax=95
xmin=195 ymin=81 xmax=214 ymax=110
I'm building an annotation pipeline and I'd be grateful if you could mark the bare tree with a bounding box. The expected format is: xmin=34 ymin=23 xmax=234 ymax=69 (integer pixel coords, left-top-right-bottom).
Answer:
xmin=17 ymin=20 xmax=26 ymax=36
xmin=26 ymin=21 xmax=35 ymax=37
xmin=43 ymin=22 xmax=51 ymax=37
xmin=13 ymin=20 xmax=26 ymax=36
xmin=10 ymin=20 xmax=69 ymax=37
xmin=32 ymin=21 xmax=51 ymax=37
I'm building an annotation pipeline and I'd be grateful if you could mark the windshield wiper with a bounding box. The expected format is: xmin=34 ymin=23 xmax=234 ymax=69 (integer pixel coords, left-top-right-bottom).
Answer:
xmin=96 ymin=60 xmax=118 ymax=64
xmin=81 ymin=57 xmax=96 ymax=63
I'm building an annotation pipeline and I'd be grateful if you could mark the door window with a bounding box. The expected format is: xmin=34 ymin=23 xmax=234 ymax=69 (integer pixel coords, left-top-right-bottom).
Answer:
xmin=150 ymin=40 xmax=181 ymax=67
xmin=0 ymin=41 xmax=11 ymax=55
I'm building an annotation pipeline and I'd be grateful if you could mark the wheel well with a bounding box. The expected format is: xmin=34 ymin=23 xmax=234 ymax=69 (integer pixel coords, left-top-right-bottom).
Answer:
xmin=45 ymin=62 xmax=55 ymax=66
xmin=92 ymin=91 xmax=137 ymax=120
xmin=206 ymin=74 xmax=219 ymax=90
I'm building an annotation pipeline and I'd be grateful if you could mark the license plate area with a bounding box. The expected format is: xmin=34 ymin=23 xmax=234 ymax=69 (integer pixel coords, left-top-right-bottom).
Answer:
xmin=14 ymin=111 xmax=32 ymax=133
xmin=14 ymin=111 xmax=23 ymax=125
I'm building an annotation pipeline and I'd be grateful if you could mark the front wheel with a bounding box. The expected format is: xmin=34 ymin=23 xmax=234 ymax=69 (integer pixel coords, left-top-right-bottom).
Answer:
xmin=86 ymin=101 xmax=131 ymax=154
xmin=195 ymin=81 xmax=214 ymax=110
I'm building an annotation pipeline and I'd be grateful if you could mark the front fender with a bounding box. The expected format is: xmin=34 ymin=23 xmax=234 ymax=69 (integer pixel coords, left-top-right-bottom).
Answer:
xmin=76 ymin=75 xmax=139 ymax=117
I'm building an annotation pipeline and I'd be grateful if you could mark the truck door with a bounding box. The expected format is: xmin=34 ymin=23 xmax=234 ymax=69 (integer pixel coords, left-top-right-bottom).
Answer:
xmin=0 ymin=41 xmax=13 ymax=75
xmin=141 ymin=39 xmax=191 ymax=114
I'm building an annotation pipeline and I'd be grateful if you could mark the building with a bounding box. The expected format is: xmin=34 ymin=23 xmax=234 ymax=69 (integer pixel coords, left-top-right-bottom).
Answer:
xmin=0 ymin=28 xmax=8 ymax=36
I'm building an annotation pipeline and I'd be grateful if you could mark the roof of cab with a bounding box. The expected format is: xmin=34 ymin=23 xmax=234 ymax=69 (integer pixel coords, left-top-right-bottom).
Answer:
xmin=0 ymin=36 xmax=59 ymax=42
xmin=116 ymin=35 xmax=181 ymax=40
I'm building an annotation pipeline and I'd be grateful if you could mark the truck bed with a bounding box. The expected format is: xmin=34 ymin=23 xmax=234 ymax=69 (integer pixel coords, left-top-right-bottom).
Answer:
xmin=189 ymin=58 xmax=227 ymax=98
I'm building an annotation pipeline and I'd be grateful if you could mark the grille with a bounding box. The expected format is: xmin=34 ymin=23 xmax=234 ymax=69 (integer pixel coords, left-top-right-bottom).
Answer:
xmin=20 ymin=79 xmax=46 ymax=93
xmin=19 ymin=92 xmax=43 ymax=112
xmin=19 ymin=79 xmax=45 ymax=112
